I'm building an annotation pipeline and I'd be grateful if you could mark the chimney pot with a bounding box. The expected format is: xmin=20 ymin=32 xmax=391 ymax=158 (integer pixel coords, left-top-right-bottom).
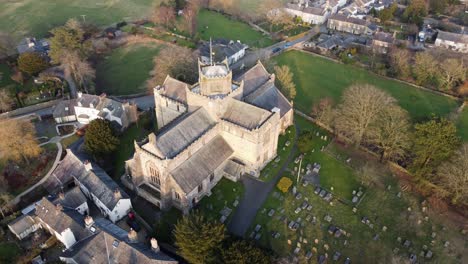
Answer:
xmin=84 ymin=215 xmax=94 ymax=228
xmin=114 ymin=189 xmax=122 ymax=200
xmin=55 ymin=203 xmax=63 ymax=214
xmin=58 ymin=192 xmax=65 ymax=200
xmin=150 ymin=238 xmax=160 ymax=252
xmin=128 ymin=228 xmax=138 ymax=243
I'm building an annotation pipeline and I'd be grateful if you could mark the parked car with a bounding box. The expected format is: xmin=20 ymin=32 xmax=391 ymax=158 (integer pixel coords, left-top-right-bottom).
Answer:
xmin=272 ymin=47 xmax=282 ymax=53
xmin=126 ymin=212 xmax=141 ymax=232
xmin=284 ymin=42 xmax=293 ymax=48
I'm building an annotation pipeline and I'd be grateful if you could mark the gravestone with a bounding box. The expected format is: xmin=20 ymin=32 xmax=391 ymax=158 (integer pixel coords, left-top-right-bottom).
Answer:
xmin=268 ymin=209 xmax=275 ymax=217
xmin=233 ymin=200 xmax=239 ymax=207
xmin=255 ymin=233 xmax=261 ymax=240
xmin=220 ymin=215 xmax=227 ymax=223
xmin=382 ymin=226 xmax=387 ymax=232
xmin=255 ymin=224 xmax=262 ymax=232
xmin=352 ymin=196 xmax=359 ymax=203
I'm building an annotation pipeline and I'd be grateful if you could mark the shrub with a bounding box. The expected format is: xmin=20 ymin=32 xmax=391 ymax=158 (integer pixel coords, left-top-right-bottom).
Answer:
xmin=277 ymin=177 xmax=293 ymax=193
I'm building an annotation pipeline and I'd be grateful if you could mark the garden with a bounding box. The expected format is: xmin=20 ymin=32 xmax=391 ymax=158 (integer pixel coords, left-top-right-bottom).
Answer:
xmin=95 ymin=43 xmax=162 ymax=96
xmin=273 ymin=50 xmax=460 ymax=122
xmin=247 ymin=115 xmax=465 ymax=263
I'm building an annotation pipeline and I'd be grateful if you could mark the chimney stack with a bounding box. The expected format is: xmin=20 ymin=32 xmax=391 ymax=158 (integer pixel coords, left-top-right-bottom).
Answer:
xmin=83 ymin=160 xmax=92 ymax=171
xmin=128 ymin=228 xmax=138 ymax=243
xmin=58 ymin=192 xmax=65 ymax=200
xmin=55 ymin=203 xmax=63 ymax=214
xmin=114 ymin=189 xmax=122 ymax=200
xmin=84 ymin=215 xmax=94 ymax=228
xmin=150 ymin=238 xmax=160 ymax=253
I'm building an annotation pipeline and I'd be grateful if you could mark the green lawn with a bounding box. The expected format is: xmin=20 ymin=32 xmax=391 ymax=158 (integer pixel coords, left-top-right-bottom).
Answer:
xmin=0 ymin=0 xmax=156 ymax=41
xmin=248 ymin=116 xmax=464 ymax=263
xmin=96 ymin=43 xmax=161 ymax=95
xmin=274 ymin=51 xmax=460 ymax=122
xmin=0 ymin=242 xmax=21 ymax=263
xmin=197 ymin=9 xmax=275 ymax=48
xmin=456 ymin=108 xmax=468 ymax=142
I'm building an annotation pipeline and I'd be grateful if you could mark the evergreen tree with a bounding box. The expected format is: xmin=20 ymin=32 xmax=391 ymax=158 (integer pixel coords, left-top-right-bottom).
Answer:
xmin=174 ymin=213 xmax=225 ymax=264
xmin=17 ymin=52 xmax=49 ymax=75
xmin=221 ymin=240 xmax=270 ymax=264
xmin=84 ymin=119 xmax=120 ymax=160
xmin=411 ymin=117 xmax=460 ymax=177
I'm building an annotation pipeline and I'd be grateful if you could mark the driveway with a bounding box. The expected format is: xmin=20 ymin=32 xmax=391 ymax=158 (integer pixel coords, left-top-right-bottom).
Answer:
xmin=228 ymin=124 xmax=299 ymax=237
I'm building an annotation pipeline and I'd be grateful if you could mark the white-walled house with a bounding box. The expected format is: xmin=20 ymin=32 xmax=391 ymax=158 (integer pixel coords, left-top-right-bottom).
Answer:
xmin=435 ymin=31 xmax=468 ymax=53
xmin=74 ymin=163 xmax=132 ymax=223
xmin=200 ymin=39 xmax=248 ymax=65
xmin=54 ymin=186 xmax=89 ymax=215
xmin=53 ymin=92 xmax=137 ymax=129
xmin=34 ymin=198 xmax=91 ymax=249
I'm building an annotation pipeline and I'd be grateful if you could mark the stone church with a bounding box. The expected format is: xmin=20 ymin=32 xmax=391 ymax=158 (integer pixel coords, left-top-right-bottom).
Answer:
xmin=125 ymin=59 xmax=293 ymax=213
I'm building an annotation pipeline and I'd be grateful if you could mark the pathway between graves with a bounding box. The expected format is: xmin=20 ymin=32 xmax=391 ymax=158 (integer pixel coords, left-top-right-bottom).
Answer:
xmin=228 ymin=124 xmax=299 ymax=237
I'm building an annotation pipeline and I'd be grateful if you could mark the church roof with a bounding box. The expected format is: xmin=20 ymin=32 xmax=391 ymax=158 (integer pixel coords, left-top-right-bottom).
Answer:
xmin=244 ymin=79 xmax=292 ymax=118
xmin=235 ymin=62 xmax=271 ymax=96
xmin=159 ymin=76 xmax=189 ymax=103
xmin=171 ymin=135 xmax=233 ymax=193
xmin=155 ymin=107 xmax=216 ymax=158
xmin=222 ymin=99 xmax=271 ymax=130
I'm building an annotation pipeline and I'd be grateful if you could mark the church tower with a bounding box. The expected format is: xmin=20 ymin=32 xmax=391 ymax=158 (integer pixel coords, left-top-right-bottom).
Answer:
xmin=197 ymin=59 xmax=233 ymax=96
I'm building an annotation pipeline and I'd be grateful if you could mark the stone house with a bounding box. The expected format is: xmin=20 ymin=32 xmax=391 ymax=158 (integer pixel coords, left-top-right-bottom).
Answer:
xmin=372 ymin=31 xmax=395 ymax=53
xmin=53 ymin=92 xmax=137 ymax=130
xmin=327 ymin=14 xmax=374 ymax=35
xmin=435 ymin=31 xmax=468 ymax=53
xmin=125 ymin=60 xmax=293 ymax=213
xmin=74 ymin=163 xmax=132 ymax=223
xmin=8 ymin=215 xmax=40 ymax=240
xmin=284 ymin=2 xmax=329 ymax=25
xmin=200 ymin=39 xmax=248 ymax=65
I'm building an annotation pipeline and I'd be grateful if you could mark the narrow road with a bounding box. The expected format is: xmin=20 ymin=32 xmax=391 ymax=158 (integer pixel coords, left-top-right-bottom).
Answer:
xmin=228 ymin=124 xmax=299 ymax=237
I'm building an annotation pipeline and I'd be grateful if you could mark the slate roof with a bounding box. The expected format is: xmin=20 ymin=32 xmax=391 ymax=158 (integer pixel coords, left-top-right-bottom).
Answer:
xmin=43 ymin=150 xmax=85 ymax=192
xmin=373 ymin=32 xmax=394 ymax=44
xmin=223 ymin=160 xmax=244 ymax=177
xmin=244 ymin=80 xmax=292 ymax=118
xmin=53 ymin=94 xmax=127 ymax=121
xmin=236 ymin=62 xmax=271 ymax=96
xmin=35 ymin=197 xmax=91 ymax=240
xmin=437 ymin=30 xmax=468 ymax=43
xmin=152 ymin=107 xmax=217 ymax=158
xmin=54 ymin=186 xmax=87 ymax=209
xmin=8 ymin=215 xmax=36 ymax=236
xmin=75 ymin=166 xmax=129 ymax=211
xmin=159 ymin=76 xmax=189 ymax=103
xmin=53 ymin=99 xmax=77 ymax=118
xmin=329 ymin=14 xmax=368 ymax=26
xmin=170 ymin=136 xmax=233 ymax=193
xmin=222 ymin=99 xmax=271 ymax=130
xmin=285 ymin=3 xmax=325 ymax=15
xmin=200 ymin=40 xmax=247 ymax=62
xmin=61 ymin=218 xmax=177 ymax=263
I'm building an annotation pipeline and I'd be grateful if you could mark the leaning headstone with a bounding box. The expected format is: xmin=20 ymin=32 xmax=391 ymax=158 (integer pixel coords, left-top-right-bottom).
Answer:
xmin=382 ymin=226 xmax=387 ymax=232
xmin=352 ymin=196 xmax=359 ymax=203
xmin=352 ymin=207 xmax=357 ymax=213
xmin=425 ymin=250 xmax=433 ymax=259
xmin=220 ymin=215 xmax=227 ymax=223
xmin=233 ymin=200 xmax=239 ymax=207
xmin=294 ymin=247 xmax=300 ymax=254
xmin=373 ymin=234 xmax=379 ymax=241
xmin=444 ymin=241 xmax=450 ymax=248
xmin=292 ymin=186 xmax=297 ymax=195
xmin=431 ymin=232 xmax=436 ymax=238
xmin=387 ymin=185 xmax=392 ymax=191
xmin=255 ymin=224 xmax=262 ymax=232
xmin=352 ymin=190 xmax=356 ymax=195
xmin=397 ymin=192 xmax=401 ymax=198
xmin=268 ymin=209 xmax=275 ymax=217
xmin=357 ymin=190 xmax=363 ymax=197
xmin=403 ymin=240 xmax=411 ymax=247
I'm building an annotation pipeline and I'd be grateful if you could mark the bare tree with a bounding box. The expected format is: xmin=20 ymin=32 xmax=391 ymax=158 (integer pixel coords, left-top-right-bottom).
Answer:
xmin=413 ymin=52 xmax=439 ymax=86
xmin=61 ymin=51 xmax=95 ymax=93
xmin=436 ymin=144 xmax=468 ymax=206
xmin=274 ymin=65 xmax=296 ymax=100
xmin=147 ymin=45 xmax=197 ymax=90
xmin=183 ymin=0 xmax=201 ymax=36
xmin=151 ymin=3 xmax=176 ymax=28
xmin=367 ymin=105 xmax=412 ymax=162
xmin=334 ymin=84 xmax=396 ymax=147
xmin=439 ymin=58 xmax=466 ymax=91
xmin=311 ymin=97 xmax=334 ymax=126
xmin=0 ymin=118 xmax=41 ymax=164
xmin=357 ymin=163 xmax=380 ymax=187
xmin=0 ymin=89 xmax=14 ymax=113
xmin=389 ymin=48 xmax=411 ymax=78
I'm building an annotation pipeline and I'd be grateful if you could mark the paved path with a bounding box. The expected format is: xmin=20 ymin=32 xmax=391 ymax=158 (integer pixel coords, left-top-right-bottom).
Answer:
xmin=228 ymin=124 xmax=299 ymax=237
xmin=10 ymin=131 xmax=77 ymax=205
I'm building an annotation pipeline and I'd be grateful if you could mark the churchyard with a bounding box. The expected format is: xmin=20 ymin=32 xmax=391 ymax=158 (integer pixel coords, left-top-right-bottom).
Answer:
xmin=95 ymin=43 xmax=161 ymax=96
xmin=197 ymin=9 xmax=275 ymax=49
xmin=260 ymin=125 xmax=296 ymax=182
xmin=0 ymin=0 xmax=155 ymax=41
xmin=247 ymin=115 xmax=466 ymax=263
xmin=274 ymin=50 xmax=460 ymax=122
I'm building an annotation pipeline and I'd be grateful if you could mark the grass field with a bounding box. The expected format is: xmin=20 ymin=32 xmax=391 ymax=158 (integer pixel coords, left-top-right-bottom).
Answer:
xmin=96 ymin=43 xmax=161 ymax=95
xmin=248 ymin=116 xmax=465 ymax=263
xmin=457 ymin=108 xmax=468 ymax=142
xmin=0 ymin=0 xmax=156 ymax=41
xmin=274 ymin=51 xmax=459 ymax=122
xmin=197 ymin=9 xmax=275 ymax=48
xmin=0 ymin=242 xmax=21 ymax=263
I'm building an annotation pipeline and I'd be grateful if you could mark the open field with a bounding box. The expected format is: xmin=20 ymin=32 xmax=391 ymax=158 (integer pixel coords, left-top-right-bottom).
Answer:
xmin=248 ymin=115 xmax=465 ymax=263
xmin=96 ymin=43 xmax=161 ymax=95
xmin=274 ymin=51 xmax=460 ymax=122
xmin=0 ymin=0 xmax=156 ymax=41
xmin=197 ymin=9 xmax=275 ymax=48
xmin=456 ymin=108 xmax=468 ymax=142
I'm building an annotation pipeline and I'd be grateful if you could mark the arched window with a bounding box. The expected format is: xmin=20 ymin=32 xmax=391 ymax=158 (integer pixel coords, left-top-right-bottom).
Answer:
xmin=146 ymin=162 xmax=161 ymax=186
